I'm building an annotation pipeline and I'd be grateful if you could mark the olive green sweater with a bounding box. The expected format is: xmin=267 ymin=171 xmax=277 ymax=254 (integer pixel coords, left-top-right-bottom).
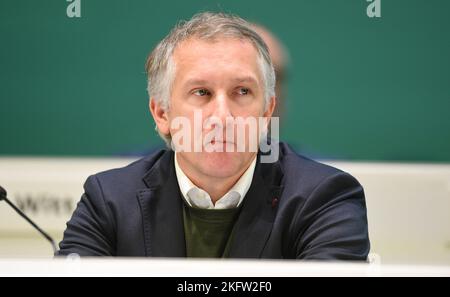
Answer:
xmin=182 ymin=203 xmax=241 ymax=258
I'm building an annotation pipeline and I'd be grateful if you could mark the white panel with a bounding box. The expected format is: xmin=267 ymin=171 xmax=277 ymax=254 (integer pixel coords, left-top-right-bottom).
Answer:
xmin=1 ymin=157 xmax=449 ymax=264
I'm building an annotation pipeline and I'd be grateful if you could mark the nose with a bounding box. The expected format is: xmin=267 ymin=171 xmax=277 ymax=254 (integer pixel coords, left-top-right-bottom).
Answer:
xmin=211 ymin=92 xmax=232 ymax=122
xmin=204 ymin=92 xmax=234 ymax=143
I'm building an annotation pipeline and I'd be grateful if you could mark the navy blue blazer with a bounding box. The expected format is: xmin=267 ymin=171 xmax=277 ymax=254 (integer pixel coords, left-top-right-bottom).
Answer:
xmin=57 ymin=142 xmax=370 ymax=259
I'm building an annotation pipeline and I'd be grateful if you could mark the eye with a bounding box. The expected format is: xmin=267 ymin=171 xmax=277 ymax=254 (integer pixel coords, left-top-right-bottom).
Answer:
xmin=237 ymin=87 xmax=250 ymax=95
xmin=193 ymin=89 xmax=211 ymax=96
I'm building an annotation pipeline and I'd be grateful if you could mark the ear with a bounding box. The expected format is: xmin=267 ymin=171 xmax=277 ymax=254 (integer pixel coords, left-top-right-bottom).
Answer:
xmin=149 ymin=98 xmax=170 ymax=136
xmin=263 ymin=96 xmax=276 ymax=119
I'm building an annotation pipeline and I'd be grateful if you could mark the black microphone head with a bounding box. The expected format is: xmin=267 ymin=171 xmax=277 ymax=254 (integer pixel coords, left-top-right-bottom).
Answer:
xmin=0 ymin=185 xmax=7 ymax=200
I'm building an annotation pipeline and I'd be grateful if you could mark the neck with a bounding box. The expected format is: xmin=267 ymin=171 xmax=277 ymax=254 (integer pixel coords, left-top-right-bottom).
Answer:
xmin=176 ymin=153 xmax=256 ymax=204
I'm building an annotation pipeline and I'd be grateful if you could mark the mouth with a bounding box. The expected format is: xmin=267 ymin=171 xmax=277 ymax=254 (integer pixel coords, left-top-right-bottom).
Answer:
xmin=205 ymin=140 xmax=236 ymax=152
xmin=210 ymin=140 xmax=233 ymax=144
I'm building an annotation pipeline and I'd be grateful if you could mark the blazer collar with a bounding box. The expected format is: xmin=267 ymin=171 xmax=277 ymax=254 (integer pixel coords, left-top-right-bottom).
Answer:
xmin=138 ymin=150 xmax=186 ymax=257
xmin=227 ymin=153 xmax=284 ymax=258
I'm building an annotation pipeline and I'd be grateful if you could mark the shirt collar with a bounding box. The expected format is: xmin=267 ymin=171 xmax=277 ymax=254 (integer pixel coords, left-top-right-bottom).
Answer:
xmin=174 ymin=153 xmax=257 ymax=209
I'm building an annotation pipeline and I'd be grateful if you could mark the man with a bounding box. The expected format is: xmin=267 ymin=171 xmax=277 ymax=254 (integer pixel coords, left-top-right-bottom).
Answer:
xmin=57 ymin=12 xmax=370 ymax=259
xmin=251 ymin=24 xmax=289 ymax=118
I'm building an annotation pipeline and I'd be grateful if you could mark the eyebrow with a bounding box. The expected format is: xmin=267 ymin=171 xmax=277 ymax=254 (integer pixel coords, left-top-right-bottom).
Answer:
xmin=183 ymin=79 xmax=209 ymax=87
xmin=182 ymin=76 xmax=259 ymax=87
xmin=232 ymin=76 xmax=259 ymax=85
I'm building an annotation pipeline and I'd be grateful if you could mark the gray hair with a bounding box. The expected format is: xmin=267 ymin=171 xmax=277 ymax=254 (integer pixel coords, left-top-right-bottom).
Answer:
xmin=145 ymin=12 xmax=276 ymax=145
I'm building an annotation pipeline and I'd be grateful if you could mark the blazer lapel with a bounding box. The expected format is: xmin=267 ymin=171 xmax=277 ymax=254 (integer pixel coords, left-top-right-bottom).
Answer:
xmin=135 ymin=149 xmax=284 ymax=258
xmin=228 ymin=154 xmax=284 ymax=258
xmin=137 ymin=151 xmax=186 ymax=257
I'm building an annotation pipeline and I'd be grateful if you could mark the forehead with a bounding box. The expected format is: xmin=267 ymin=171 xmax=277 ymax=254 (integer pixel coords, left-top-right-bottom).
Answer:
xmin=172 ymin=37 xmax=262 ymax=84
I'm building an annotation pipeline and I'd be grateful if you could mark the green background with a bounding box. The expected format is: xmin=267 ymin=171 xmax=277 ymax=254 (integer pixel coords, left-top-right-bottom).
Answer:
xmin=1 ymin=0 xmax=449 ymax=161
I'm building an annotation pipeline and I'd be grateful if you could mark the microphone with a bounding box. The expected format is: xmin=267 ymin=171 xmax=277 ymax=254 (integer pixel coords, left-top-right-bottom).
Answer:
xmin=0 ymin=185 xmax=58 ymax=254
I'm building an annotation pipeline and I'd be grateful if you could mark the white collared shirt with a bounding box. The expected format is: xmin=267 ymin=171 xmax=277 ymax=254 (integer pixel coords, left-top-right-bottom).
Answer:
xmin=174 ymin=153 xmax=257 ymax=209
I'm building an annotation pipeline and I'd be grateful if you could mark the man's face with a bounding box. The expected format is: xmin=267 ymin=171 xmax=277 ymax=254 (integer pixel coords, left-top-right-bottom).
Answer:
xmin=156 ymin=37 xmax=275 ymax=180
